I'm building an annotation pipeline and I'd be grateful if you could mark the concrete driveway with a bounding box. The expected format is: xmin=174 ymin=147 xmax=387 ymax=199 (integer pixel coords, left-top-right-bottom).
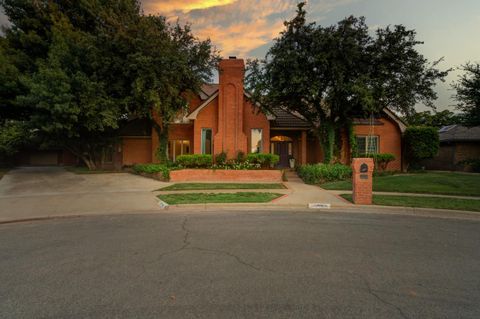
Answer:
xmin=0 ymin=167 xmax=169 ymax=222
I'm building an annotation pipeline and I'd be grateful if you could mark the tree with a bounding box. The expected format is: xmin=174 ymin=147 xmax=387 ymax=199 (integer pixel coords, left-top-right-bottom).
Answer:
xmin=0 ymin=0 xmax=218 ymax=168
xmin=404 ymin=126 xmax=439 ymax=170
xmin=404 ymin=110 xmax=462 ymax=127
xmin=454 ymin=63 xmax=480 ymax=127
xmin=246 ymin=2 xmax=448 ymax=163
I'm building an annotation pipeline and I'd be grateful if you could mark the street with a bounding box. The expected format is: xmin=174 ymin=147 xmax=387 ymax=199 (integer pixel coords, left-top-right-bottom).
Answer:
xmin=1 ymin=210 xmax=479 ymax=318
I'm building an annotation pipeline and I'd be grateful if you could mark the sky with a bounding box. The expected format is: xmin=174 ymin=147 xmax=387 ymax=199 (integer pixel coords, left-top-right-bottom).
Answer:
xmin=1 ymin=0 xmax=479 ymax=112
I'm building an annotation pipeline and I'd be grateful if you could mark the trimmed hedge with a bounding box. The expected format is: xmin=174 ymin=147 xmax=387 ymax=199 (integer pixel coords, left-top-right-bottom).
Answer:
xmin=405 ymin=126 xmax=439 ymax=169
xmin=133 ymin=164 xmax=170 ymax=180
xmin=297 ymin=163 xmax=352 ymax=184
xmin=365 ymin=153 xmax=396 ymax=171
xmin=176 ymin=154 xmax=212 ymax=168
xmin=246 ymin=153 xmax=280 ymax=168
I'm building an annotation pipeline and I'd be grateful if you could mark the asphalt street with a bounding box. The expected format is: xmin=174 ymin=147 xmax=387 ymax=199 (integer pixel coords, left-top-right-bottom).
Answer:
xmin=1 ymin=210 xmax=479 ymax=318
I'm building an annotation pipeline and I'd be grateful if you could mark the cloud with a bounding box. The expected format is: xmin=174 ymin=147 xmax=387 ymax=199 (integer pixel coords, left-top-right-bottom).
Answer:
xmin=142 ymin=0 xmax=357 ymax=58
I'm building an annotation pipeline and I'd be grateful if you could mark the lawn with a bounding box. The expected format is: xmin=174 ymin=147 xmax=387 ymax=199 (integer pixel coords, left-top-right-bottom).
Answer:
xmin=341 ymin=194 xmax=480 ymax=212
xmin=158 ymin=192 xmax=283 ymax=205
xmin=158 ymin=183 xmax=286 ymax=191
xmin=321 ymin=172 xmax=480 ymax=197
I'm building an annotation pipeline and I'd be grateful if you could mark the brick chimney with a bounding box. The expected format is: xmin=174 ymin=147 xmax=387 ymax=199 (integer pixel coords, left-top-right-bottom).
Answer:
xmin=214 ymin=57 xmax=248 ymax=159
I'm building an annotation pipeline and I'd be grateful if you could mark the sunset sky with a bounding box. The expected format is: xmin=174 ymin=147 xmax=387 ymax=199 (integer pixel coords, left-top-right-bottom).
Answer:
xmin=1 ymin=0 xmax=479 ymax=111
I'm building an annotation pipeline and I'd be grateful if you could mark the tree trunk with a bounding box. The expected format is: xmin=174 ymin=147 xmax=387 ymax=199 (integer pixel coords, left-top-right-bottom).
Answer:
xmin=152 ymin=121 xmax=169 ymax=164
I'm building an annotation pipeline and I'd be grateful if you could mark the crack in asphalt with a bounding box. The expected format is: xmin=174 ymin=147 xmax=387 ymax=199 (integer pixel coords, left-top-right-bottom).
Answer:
xmin=357 ymin=273 xmax=409 ymax=319
xmin=150 ymin=216 xmax=270 ymax=273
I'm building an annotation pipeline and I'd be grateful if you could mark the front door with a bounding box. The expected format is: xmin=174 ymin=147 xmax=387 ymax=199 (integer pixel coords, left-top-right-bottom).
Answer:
xmin=272 ymin=142 xmax=291 ymax=168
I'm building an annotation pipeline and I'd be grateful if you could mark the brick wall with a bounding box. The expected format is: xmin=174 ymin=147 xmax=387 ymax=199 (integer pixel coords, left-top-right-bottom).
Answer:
xmin=194 ymin=98 xmax=218 ymax=154
xmin=170 ymin=169 xmax=283 ymax=182
xmin=122 ymin=137 xmax=152 ymax=165
xmin=243 ymin=100 xmax=270 ymax=154
xmin=455 ymin=142 xmax=480 ymax=163
xmin=354 ymin=117 xmax=402 ymax=171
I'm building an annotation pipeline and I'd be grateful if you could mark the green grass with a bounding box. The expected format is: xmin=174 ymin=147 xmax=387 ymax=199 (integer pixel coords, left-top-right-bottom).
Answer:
xmin=66 ymin=166 xmax=121 ymax=174
xmin=158 ymin=183 xmax=286 ymax=191
xmin=158 ymin=192 xmax=283 ymax=205
xmin=341 ymin=194 xmax=480 ymax=212
xmin=321 ymin=172 xmax=480 ymax=197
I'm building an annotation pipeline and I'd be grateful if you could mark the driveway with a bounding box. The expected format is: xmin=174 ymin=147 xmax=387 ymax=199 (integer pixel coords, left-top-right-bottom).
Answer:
xmin=0 ymin=167 xmax=169 ymax=222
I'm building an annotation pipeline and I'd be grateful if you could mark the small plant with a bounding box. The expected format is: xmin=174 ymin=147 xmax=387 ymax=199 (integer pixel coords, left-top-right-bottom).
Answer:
xmin=215 ymin=152 xmax=227 ymax=165
xmin=246 ymin=153 xmax=280 ymax=169
xmin=176 ymin=154 xmax=212 ymax=168
xmin=297 ymin=163 xmax=352 ymax=184
xmin=132 ymin=164 xmax=170 ymax=180
xmin=236 ymin=151 xmax=245 ymax=163
xmin=458 ymin=159 xmax=480 ymax=173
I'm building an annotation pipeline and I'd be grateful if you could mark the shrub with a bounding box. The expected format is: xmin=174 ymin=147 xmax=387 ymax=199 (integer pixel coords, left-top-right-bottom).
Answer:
xmin=297 ymin=163 xmax=352 ymax=184
xmin=176 ymin=154 xmax=212 ymax=168
xmin=215 ymin=152 xmax=227 ymax=165
xmin=246 ymin=153 xmax=280 ymax=168
xmin=236 ymin=151 xmax=246 ymax=163
xmin=132 ymin=164 xmax=170 ymax=180
xmin=405 ymin=126 xmax=439 ymax=170
xmin=459 ymin=159 xmax=480 ymax=173
xmin=365 ymin=153 xmax=396 ymax=172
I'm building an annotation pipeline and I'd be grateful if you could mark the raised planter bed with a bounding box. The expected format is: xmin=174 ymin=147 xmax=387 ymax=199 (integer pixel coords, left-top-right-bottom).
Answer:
xmin=170 ymin=169 xmax=283 ymax=182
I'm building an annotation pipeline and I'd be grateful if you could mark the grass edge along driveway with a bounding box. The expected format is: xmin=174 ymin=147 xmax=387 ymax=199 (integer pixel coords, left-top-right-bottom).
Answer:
xmin=341 ymin=194 xmax=480 ymax=212
xmin=158 ymin=183 xmax=286 ymax=191
xmin=158 ymin=192 xmax=283 ymax=205
xmin=321 ymin=172 xmax=480 ymax=197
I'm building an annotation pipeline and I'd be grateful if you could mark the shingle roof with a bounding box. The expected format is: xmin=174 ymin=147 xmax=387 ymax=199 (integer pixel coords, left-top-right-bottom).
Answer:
xmin=270 ymin=107 xmax=310 ymax=128
xmin=199 ymin=84 xmax=219 ymax=100
xmin=439 ymin=125 xmax=480 ymax=142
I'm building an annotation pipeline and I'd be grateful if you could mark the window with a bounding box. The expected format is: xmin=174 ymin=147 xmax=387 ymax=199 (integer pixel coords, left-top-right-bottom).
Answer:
xmin=251 ymin=129 xmax=263 ymax=153
xmin=356 ymin=136 xmax=379 ymax=155
xmin=201 ymin=128 xmax=213 ymax=154
xmin=168 ymin=140 xmax=190 ymax=161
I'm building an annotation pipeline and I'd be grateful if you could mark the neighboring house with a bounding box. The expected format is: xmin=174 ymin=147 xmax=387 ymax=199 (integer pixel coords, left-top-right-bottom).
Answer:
xmin=423 ymin=125 xmax=480 ymax=171
xmin=120 ymin=57 xmax=406 ymax=170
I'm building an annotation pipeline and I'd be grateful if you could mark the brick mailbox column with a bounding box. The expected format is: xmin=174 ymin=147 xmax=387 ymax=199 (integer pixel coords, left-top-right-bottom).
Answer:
xmin=351 ymin=158 xmax=374 ymax=205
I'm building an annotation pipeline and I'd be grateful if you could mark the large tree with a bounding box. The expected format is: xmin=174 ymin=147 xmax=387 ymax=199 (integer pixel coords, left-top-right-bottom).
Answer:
xmin=453 ymin=63 xmax=480 ymax=127
xmin=0 ymin=0 xmax=218 ymax=168
xmin=404 ymin=110 xmax=462 ymax=127
xmin=246 ymin=2 xmax=448 ymax=163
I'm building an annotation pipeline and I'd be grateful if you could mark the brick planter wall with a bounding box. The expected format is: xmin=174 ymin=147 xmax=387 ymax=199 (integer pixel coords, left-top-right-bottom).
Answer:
xmin=170 ymin=169 xmax=283 ymax=182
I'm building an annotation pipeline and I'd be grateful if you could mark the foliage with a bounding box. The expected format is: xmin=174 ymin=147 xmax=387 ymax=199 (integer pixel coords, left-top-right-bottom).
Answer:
xmin=453 ymin=63 xmax=480 ymax=127
xmin=458 ymin=159 xmax=480 ymax=173
xmin=159 ymin=183 xmax=286 ymax=191
xmin=246 ymin=2 xmax=448 ymax=163
xmin=363 ymin=153 xmax=396 ymax=172
xmin=215 ymin=151 xmax=227 ymax=165
xmin=212 ymin=160 xmax=261 ymax=170
xmin=297 ymin=163 xmax=352 ymax=184
xmin=0 ymin=121 xmax=31 ymax=156
xmin=404 ymin=110 xmax=462 ymax=127
xmin=176 ymin=154 xmax=212 ymax=168
xmin=132 ymin=163 xmax=170 ymax=180
xmin=246 ymin=153 xmax=280 ymax=168
xmin=236 ymin=151 xmax=246 ymax=163
xmin=404 ymin=126 xmax=439 ymax=169
xmin=0 ymin=0 xmax=218 ymax=168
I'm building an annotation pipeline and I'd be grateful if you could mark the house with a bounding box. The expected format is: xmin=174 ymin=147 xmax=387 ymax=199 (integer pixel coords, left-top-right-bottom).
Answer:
xmin=423 ymin=125 xmax=480 ymax=171
xmin=120 ymin=57 xmax=406 ymax=171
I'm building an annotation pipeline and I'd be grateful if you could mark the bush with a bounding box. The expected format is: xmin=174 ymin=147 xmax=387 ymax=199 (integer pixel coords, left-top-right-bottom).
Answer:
xmin=459 ymin=159 xmax=480 ymax=173
xmin=405 ymin=126 xmax=439 ymax=169
xmin=236 ymin=151 xmax=245 ymax=163
xmin=176 ymin=154 xmax=212 ymax=168
xmin=246 ymin=153 xmax=280 ymax=168
xmin=365 ymin=153 xmax=396 ymax=172
xmin=297 ymin=163 xmax=352 ymax=184
xmin=132 ymin=164 xmax=170 ymax=180
xmin=215 ymin=152 xmax=227 ymax=165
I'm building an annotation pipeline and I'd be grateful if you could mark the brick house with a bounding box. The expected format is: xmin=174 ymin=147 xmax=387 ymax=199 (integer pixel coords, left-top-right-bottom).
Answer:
xmin=423 ymin=125 xmax=480 ymax=171
xmin=120 ymin=57 xmax=406 ymax=171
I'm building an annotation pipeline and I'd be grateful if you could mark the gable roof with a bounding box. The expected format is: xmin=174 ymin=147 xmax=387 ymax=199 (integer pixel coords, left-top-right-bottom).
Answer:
xmin=270 ymin=107 xmax=310 ymax=129
xmin=199 ymin=84 xmax=219 ymax=100
xmin=438 ymin=125 xmax=480 ymax=142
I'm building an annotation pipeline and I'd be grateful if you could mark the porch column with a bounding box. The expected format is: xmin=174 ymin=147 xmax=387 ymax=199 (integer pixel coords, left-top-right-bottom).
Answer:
xmin=301 ymin=131 xmax=307 ymax=165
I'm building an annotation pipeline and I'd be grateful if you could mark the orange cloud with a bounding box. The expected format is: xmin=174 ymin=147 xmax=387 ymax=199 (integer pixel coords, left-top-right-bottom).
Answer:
xmin=143 ymin=0 xmax=236 ymax=14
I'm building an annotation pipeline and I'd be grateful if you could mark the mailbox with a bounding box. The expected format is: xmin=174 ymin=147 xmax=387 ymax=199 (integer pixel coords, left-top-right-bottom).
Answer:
xmin=351 ymin=158 xmax=374 ymax=205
